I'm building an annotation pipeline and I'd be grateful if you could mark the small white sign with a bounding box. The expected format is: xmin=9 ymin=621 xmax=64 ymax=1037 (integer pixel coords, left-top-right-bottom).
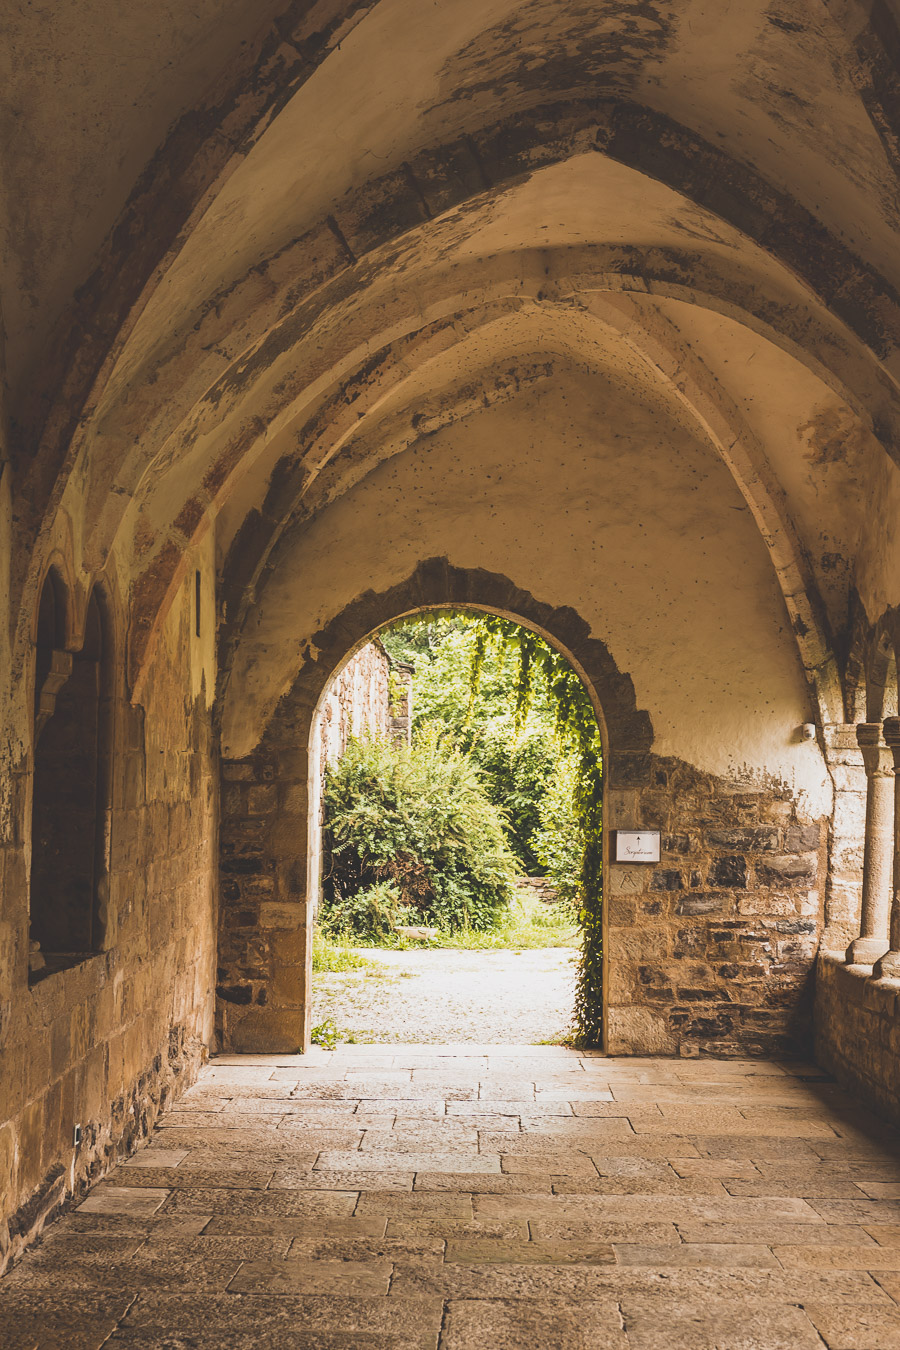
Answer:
xmin=615 ymin=830 xmax=661 ymax=863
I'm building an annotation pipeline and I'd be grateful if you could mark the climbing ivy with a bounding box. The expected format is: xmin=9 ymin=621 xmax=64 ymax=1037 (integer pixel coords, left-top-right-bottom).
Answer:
xmin=395 ymin=609 xmax=604 ymax=1046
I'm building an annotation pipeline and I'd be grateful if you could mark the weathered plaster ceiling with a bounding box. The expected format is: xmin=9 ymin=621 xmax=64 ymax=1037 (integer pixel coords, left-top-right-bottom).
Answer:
xmin=217 ymin=362 xmax=832 ymax=816
xmin=5 ymin=0 xmax=900 ymax=740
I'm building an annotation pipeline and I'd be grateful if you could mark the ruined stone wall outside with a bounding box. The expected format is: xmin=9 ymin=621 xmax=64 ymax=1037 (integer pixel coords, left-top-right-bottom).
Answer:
xmin=815 ymin=954 xmax=900 ymax=1127
xmin=0 ymin=572 xmax=216 ymax=1275
xmin=315 ymin=640 xmax=392 ymax=768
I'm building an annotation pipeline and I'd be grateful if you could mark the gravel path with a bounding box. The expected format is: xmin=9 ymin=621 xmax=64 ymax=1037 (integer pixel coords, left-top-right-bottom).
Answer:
xmin=311 ymin=947 xmax=577 ymax=1044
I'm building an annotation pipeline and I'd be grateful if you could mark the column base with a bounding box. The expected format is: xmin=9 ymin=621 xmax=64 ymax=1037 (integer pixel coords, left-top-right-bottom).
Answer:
xmin=845 ymin=936 xmax=890 ymax=966
xmin=873 ymin=949 xmax=900 ymax=980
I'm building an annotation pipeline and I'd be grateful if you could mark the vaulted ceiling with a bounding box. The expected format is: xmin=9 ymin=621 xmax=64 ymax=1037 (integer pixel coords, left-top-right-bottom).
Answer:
xmin=4 ymin=0 xmax=900 ymax=750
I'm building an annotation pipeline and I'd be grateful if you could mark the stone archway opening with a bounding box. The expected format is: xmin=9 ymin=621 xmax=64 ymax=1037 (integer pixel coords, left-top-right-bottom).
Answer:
xmin=217 ymin=560 xmax=659 ymax=1057
xmin=306 ymin=606 xmax=605 ymax=1049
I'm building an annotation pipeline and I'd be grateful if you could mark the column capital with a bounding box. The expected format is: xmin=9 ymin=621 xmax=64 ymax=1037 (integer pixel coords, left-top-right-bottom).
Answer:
xmin=882 ymin=716 xmax=900 ymax=754
xmin=856 ymin=723 xmax=895 ymax=777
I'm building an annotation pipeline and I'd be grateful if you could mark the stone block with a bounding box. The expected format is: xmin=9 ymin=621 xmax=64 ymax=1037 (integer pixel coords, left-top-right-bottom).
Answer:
xmin=606 ymin=897 xmax=637 ymax=926
xmin=615 ymin=1241 xmax=778 ymax=1266
xmin=77 ymin=1186 xmax=171 ymax=1216
xmin=0 ymin=1120 xmax=15 ymax=1203
xmin=0 ymin=1048 xmax=25 ymax=1124
xmin=607 ymin=1006 xmax=677 ymax=1055
xmin=221 ymin=762 xmax=255 ymax=782
xmin=269 ymin=929 xmax=309 ymax=966
xmin=707 ymin=828 xmax=779 ymax=852
xmin=677 ymin=895 xmax=723 ymax=916
xmin=271 ymin=964 xmax=306 ymax=1007
xmin=607 ymin=867 xmax=645 ymax=897
xmin=785 ymin=824 xmax=822 ymax=853
xmin=663 ymin=833 xmax=694 ymax=854
xmin=281 ymin=785 xmax=308 ymax=815
xmin=258 ymin=902 xmax=304 ymax=930
xmin=650 ymin=869 xmax=683 ymax=891
xmin=228 ymin=1258 xmax=393 ymax=1295
xmin=708 ymin=856 xmax=747 ymax=888
xmin=756 ymin=854 xmax=818 ymax=885
xmin=446 ymin=1238 xmax=615 ymax=1264
xmin=613 ymin=928 xmax=667 ymax=963
xmin=606 ymin=790 xmax=639 ymax=828
xmin=227 ymin=1009 xmax=305 ymax=1054
xmin=16 ymin=1098 xmax=46 ymax=1196
xmin=737 ymin=893 xmax=798 ymax=917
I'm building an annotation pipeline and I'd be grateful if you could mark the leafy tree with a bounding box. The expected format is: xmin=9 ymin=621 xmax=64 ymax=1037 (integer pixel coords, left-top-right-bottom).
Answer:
xmin=530 ymin=754 xmax=583 ymax=909
xmin=382 ymin=617 xmax=567 ymax=869
xmin=475 ymin=725 xmax=558 ymax=871
xmin=340 ymin=610 xmax=604 ymax=1045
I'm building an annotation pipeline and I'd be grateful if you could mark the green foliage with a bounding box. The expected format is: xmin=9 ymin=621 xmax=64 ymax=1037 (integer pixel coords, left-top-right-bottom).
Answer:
xmin=387 ymin=670 xmax=406 ymax=716
xmin=475 ymin=728 xmax=557 ymax=871
xmin=312 ymin=931 xmax=379 ymax=973
xmin=320 ymin=881 xmax=405 ymax=944
xmin=309 ymin=1017 xmax=343 ymax=1049
xmin=383 ymin=618 xmax=563 ymax=868
xmin=322 ymin=728 xmax=517 ymax=940
xmin=309 ymin=1017 xmax=371 ymax=1049
xmin=530 ymin=755 xmax=583 ymax=909
xmin=386 ymin=610 xmax=604 ymax=1046
xmin=433 ymin=885 xmax=579 ymax=950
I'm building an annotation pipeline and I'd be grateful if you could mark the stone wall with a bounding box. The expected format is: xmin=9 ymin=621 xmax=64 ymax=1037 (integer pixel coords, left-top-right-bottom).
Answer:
xmin=314 ymin=639 xmax=393 ymax=769
xmin=218 ymin=740 xmax=311 ymax=1054
xmin=0 ymin=573 xmax=216 ymax=1275
xmin=814 ymin=954 xmax=900 ymax=1126
xmin=218 ymin=561 xmax=827 ymax=1057
xmin=606 ymin=758 xmax=826 ymax=1057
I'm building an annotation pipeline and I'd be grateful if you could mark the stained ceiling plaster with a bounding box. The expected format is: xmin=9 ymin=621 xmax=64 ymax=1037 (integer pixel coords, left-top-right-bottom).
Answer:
xmin=80 ymin=0 xmax=900 ymax=368
xmin=4 ymin=0 xmax=900 ymax=409
xmin=0 ymin=0 xmax=282 ymax=395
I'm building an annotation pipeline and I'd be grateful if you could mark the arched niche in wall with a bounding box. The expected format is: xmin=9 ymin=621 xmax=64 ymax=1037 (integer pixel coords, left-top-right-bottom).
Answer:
xmin=30 ymin=583 xmax=113 ymax=980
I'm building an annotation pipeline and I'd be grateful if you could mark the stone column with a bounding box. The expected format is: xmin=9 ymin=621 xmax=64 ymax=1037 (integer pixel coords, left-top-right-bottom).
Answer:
xmin=874 ymin=717 xmax=900 ymax=979
xmin=820 ymin=723 xmax=867 ymax=950
xmin=845 ymin=723 xmax=894 ymax=966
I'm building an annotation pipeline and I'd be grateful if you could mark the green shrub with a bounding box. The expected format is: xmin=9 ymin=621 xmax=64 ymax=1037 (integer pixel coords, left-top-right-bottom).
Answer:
xmin=382 ymin=618 xmax=575 ymax=871
xmin=322 ymin=726 xmax=516 ymax=939
xmin=319 ymin=882 xmax=405 ymax=943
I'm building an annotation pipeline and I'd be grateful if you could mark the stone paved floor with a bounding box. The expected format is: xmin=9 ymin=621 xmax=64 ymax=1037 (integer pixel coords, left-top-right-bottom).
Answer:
xmin=4 ymin=1048 xmax=900 ymax=1348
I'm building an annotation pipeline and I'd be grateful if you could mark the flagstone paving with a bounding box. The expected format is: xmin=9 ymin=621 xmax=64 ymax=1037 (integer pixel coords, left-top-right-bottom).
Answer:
xmin=3 ymin=1046 xmax=900 ymax=1347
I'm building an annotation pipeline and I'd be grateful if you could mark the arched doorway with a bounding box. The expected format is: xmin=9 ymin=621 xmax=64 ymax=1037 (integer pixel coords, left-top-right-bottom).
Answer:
xmin=217 ymin=559 xmax=655 ymax=1055
xmin=219 ymin=559 xmax=826 ymax=1060
xmin=307 ymin=606 xmax=604 ymax=1048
